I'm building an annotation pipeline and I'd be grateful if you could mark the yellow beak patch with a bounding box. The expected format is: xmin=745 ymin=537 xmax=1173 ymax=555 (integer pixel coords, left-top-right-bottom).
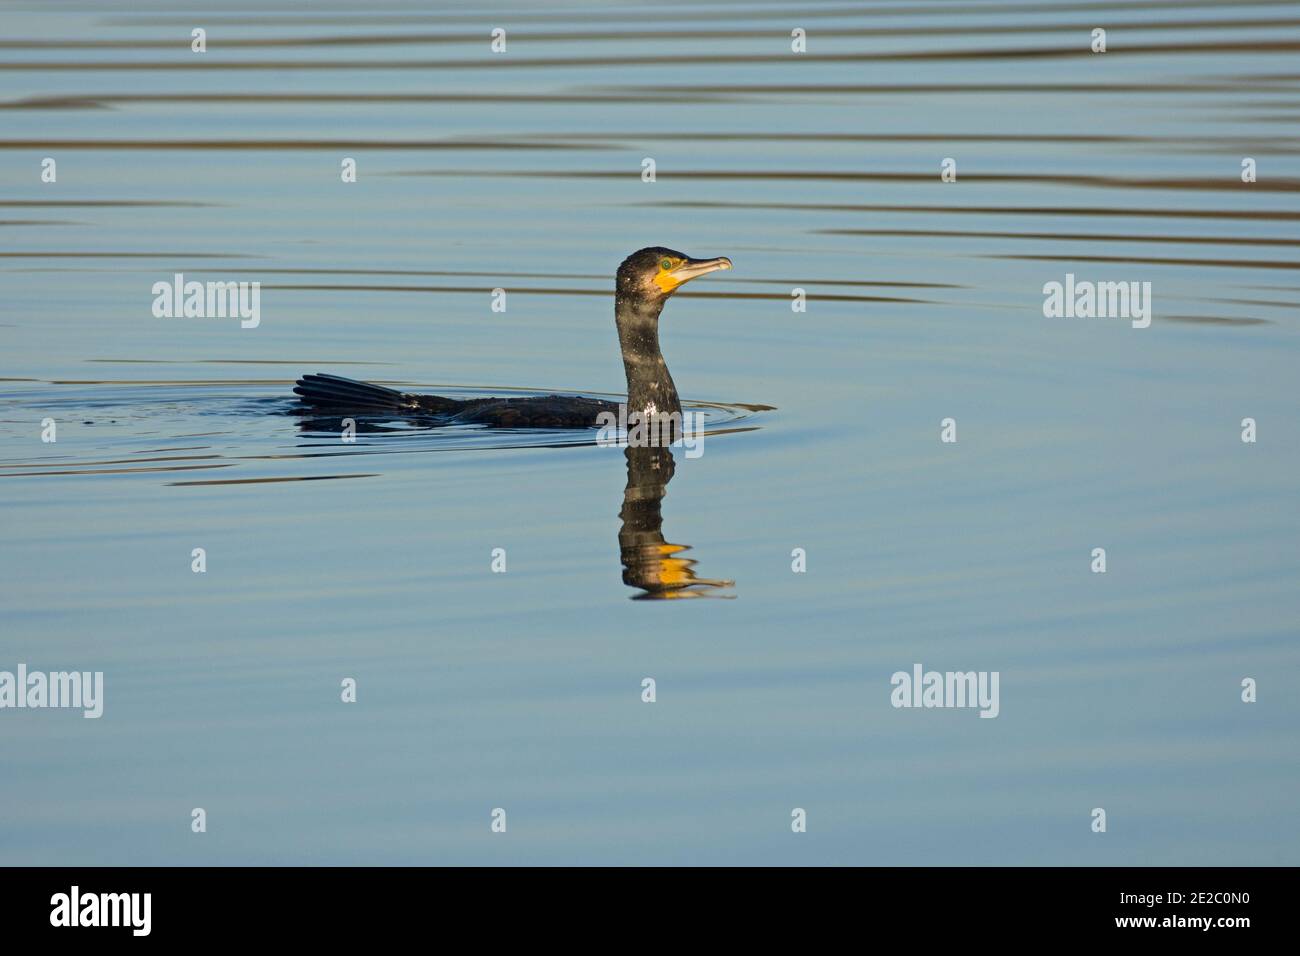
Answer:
xmin=653 ymin=265 xmax=682 ymax=294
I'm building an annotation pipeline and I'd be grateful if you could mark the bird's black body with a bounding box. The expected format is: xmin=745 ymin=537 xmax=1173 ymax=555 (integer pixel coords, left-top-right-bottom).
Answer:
xmin=293 ymin=372 xmax=620 ymax=428
xmin=293 ymin=247 xmax=731 ymax=428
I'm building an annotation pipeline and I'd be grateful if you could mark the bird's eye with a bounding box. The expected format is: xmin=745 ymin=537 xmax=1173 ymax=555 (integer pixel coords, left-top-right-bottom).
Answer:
xmin=660 ymin=258 xmax=673 ymax=270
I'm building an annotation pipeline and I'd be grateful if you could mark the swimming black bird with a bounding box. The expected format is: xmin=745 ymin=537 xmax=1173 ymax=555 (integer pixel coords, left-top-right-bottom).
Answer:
xmin=293 ymin=247 xmax=732 ymax=428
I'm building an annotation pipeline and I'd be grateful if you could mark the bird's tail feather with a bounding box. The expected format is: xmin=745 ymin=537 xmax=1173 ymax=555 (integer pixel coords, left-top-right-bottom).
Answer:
xmin=293 ymin=373 xmax=409 ymax=410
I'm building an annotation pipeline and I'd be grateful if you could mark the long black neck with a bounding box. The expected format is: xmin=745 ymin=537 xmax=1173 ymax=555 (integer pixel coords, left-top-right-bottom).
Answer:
xmin=615 ymin=291 xmax=680 ymax=420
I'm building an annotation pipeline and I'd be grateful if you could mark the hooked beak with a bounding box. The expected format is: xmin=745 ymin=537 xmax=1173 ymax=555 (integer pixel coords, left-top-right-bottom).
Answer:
xmin=668 ymin=256 xmax=732 ymax=286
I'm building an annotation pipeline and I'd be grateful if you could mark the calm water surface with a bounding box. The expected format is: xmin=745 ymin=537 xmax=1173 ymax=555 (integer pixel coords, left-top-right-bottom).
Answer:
xmin=1 ymin=0 xmax=1298 ymax=864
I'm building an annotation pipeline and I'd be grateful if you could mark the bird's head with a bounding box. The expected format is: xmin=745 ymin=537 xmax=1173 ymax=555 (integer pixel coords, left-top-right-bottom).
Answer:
xmin=616 ymin=247 xmax=732 ymax=303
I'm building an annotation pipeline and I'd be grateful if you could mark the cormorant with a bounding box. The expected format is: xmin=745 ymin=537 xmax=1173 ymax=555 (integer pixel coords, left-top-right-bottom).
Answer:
xmin=292 ymin=247 xmax=732 ymax=428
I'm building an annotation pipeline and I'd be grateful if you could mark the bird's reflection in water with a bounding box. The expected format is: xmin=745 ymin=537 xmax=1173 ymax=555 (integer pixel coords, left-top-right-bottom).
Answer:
xmin=293 ymin=416 xmax=734 ymax=599
xmin=619 ymin=445 xmax=733 ymax=600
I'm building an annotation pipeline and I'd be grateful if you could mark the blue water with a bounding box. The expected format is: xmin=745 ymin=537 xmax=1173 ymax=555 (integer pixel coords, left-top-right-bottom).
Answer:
xmin=1 ymin=0 xmax=1297 ymax=864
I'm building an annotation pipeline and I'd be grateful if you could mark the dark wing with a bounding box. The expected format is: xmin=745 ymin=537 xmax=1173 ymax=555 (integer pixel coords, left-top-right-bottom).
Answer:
xmin=448 ymin=395 xmax=620 ymax=429
xmin=294 ymin=374 xmax=617 ymax=429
